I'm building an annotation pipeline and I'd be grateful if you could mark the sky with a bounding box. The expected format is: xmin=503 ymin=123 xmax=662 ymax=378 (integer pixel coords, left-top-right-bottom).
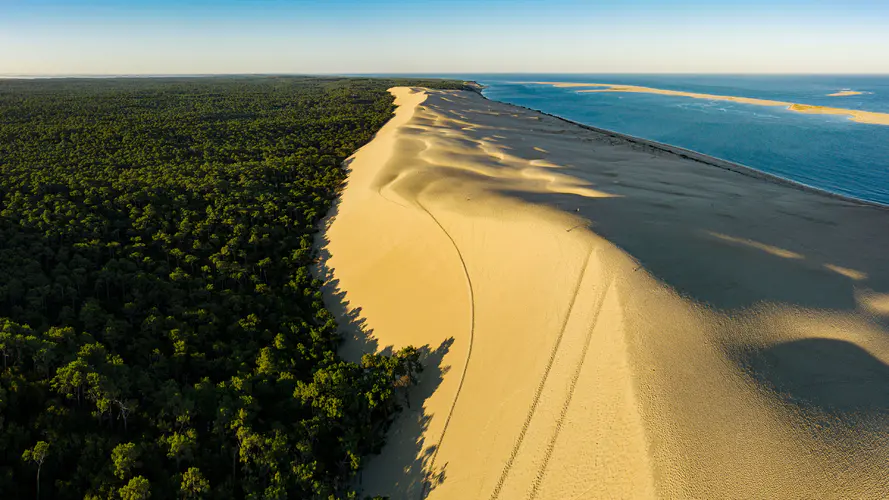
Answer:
xmin=1 ymin=0 xmax=888 ymax=75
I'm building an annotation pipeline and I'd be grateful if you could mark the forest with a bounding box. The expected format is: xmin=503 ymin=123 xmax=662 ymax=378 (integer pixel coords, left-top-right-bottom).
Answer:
xmin=0 ymin=76 xmax=467 ymax=499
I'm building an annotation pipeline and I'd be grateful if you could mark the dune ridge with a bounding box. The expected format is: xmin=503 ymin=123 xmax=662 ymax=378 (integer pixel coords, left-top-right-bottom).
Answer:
xmin=317 ymin=87 xmax=889 ymax=499
xmin=529 ymin=81 xmax=889 ymax=126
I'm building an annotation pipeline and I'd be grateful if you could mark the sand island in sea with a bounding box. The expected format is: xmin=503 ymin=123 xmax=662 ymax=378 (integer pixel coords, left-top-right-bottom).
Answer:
xmin=530 ymin=81 xmax=889 ymax=126
xmin=827 ymin=90 xmax=864 ymax=97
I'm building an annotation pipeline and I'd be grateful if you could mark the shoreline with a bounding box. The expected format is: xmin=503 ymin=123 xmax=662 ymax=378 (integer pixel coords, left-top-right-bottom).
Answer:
xmin=469 ymin=81 xmax=888 ymax=210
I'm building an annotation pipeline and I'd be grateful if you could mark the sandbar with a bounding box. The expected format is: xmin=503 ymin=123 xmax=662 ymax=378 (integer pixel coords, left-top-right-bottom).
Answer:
xmin=317 ymin=87 xmax=889 ymax=499
xmin=529 ymin=81 xmax=889 ymax=126
xmin=828 ymin=90 xmax=864 ymax=97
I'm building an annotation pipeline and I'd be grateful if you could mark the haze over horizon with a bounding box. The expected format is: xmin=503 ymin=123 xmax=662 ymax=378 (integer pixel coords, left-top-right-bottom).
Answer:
xmin=2 ymin=0 xmax=888 ymax=76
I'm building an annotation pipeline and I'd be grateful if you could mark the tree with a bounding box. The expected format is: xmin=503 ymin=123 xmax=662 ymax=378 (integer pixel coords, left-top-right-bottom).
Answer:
xmin=164 ymin=429 xmax=197 ymax=469
xmin=118 ymin=476 xmax=151 ymax=500
xmin=111 ymin=443 xmax=141 ymax=480
xmin=394 ymin=346 xmax=424 ymax=408
xmin=179 ymin=467 xmax=210 ymax=499
xmin=21 ymin=441 xmax=49 ymax=500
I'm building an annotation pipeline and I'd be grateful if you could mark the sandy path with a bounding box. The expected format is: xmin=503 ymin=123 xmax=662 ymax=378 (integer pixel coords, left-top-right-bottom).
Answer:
xmin=317 ymin=87 xmax=889 ymax=499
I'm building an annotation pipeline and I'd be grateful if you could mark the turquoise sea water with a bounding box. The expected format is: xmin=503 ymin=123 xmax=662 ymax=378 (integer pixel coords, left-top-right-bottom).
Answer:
xmin=459 ymin=75 xmax=889 ymax=206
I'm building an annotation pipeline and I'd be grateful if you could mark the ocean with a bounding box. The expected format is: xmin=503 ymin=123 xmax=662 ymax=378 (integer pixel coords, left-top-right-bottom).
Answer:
xmin=460 ymin=75 xmax=889 ymax=206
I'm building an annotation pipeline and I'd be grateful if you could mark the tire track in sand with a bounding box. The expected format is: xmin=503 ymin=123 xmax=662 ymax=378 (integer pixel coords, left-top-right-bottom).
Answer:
xmin=488 ymin=247 xmax=595 ymax=500
xmin=415 ymin=196 xmax=476 ymax=500
xmin=526 ymin=272 xmax=614 ymax=500
xmin=365 ymin=92 xmax=492 ymax=498
xmin=369 ymin=120 xmax=475 ymax=498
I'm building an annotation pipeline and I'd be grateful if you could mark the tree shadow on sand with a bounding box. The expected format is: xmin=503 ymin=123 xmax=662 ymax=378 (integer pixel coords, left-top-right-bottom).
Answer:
xmin=356 ymin=338 xmax=454 ymax=498
xmin=314 ymin=191 xmax=453 ymax=497
xmin=319 ymin=267 xmax=454 ymax=496
xmin=324 ymin=268 xmax=454 ymax=497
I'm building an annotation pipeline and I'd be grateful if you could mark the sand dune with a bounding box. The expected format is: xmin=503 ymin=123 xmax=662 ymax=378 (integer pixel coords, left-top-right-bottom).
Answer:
xmin=529 ymin=81 xmax=889 ymax=126
xmin=317 ymin=87 xmax=889 ymax=499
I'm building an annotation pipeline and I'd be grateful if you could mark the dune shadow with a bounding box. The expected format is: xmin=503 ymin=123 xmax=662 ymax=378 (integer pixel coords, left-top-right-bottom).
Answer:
xmin=421 ymin=91 xmax=889 ymax=318
xmin=502 ymin=167 xmax=889 ymax=316
xmin=735 ymin=338 xmax=889 ymax=415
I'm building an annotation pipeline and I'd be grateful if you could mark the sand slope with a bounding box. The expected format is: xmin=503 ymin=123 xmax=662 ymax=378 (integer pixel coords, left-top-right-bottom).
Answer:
xmin=317 ymin=87 xmax=889 ymax=499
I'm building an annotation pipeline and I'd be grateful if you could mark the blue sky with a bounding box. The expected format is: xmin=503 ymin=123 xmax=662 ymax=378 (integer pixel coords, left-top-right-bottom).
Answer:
xmin=2 ymin=0 xmax=888 ymax=75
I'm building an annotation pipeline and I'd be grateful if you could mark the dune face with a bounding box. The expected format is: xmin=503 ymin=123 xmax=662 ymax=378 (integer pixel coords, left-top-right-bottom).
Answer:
xmin=316 ymin=87 xmax=889 ymax=499
xmin=529 ymin=81 xmax=889 ymax=126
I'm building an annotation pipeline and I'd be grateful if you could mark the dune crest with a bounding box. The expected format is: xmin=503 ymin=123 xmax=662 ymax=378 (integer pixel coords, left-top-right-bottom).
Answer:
xmin=318 ymin=87 xmax=889 ymax=498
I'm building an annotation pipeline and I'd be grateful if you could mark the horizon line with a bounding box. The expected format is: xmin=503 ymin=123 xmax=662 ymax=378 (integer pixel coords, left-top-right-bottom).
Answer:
xmin=3 ymin=72 xmax=889 ymax=80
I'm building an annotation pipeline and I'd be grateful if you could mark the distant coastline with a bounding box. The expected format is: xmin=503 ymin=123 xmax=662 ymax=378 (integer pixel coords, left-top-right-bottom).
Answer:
xmin=528 ymin=81 xmax=889 ymax=126
xmin=473 ymin=82 xmax=888 ymax=209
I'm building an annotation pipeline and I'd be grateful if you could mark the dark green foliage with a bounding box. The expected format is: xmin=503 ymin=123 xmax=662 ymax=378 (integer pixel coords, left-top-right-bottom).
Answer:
xmin=0 ymin=76 xmax=460 ymax=499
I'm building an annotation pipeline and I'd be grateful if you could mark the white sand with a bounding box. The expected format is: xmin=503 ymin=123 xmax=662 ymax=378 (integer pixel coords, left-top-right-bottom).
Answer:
xmin=317 ymin=87 xmax=889 ymax=499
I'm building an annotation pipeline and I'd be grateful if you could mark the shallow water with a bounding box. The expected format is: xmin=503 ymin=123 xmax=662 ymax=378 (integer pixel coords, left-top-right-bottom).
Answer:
xmin=461 ymin=74 xmax=889 ymax=205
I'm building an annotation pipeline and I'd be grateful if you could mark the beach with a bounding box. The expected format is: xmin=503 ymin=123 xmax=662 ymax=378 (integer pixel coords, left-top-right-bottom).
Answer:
xmin=529 ymin=81 xmax=889 ymax=126
xmin=317 ymin=87 xmax=889 ymax=498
